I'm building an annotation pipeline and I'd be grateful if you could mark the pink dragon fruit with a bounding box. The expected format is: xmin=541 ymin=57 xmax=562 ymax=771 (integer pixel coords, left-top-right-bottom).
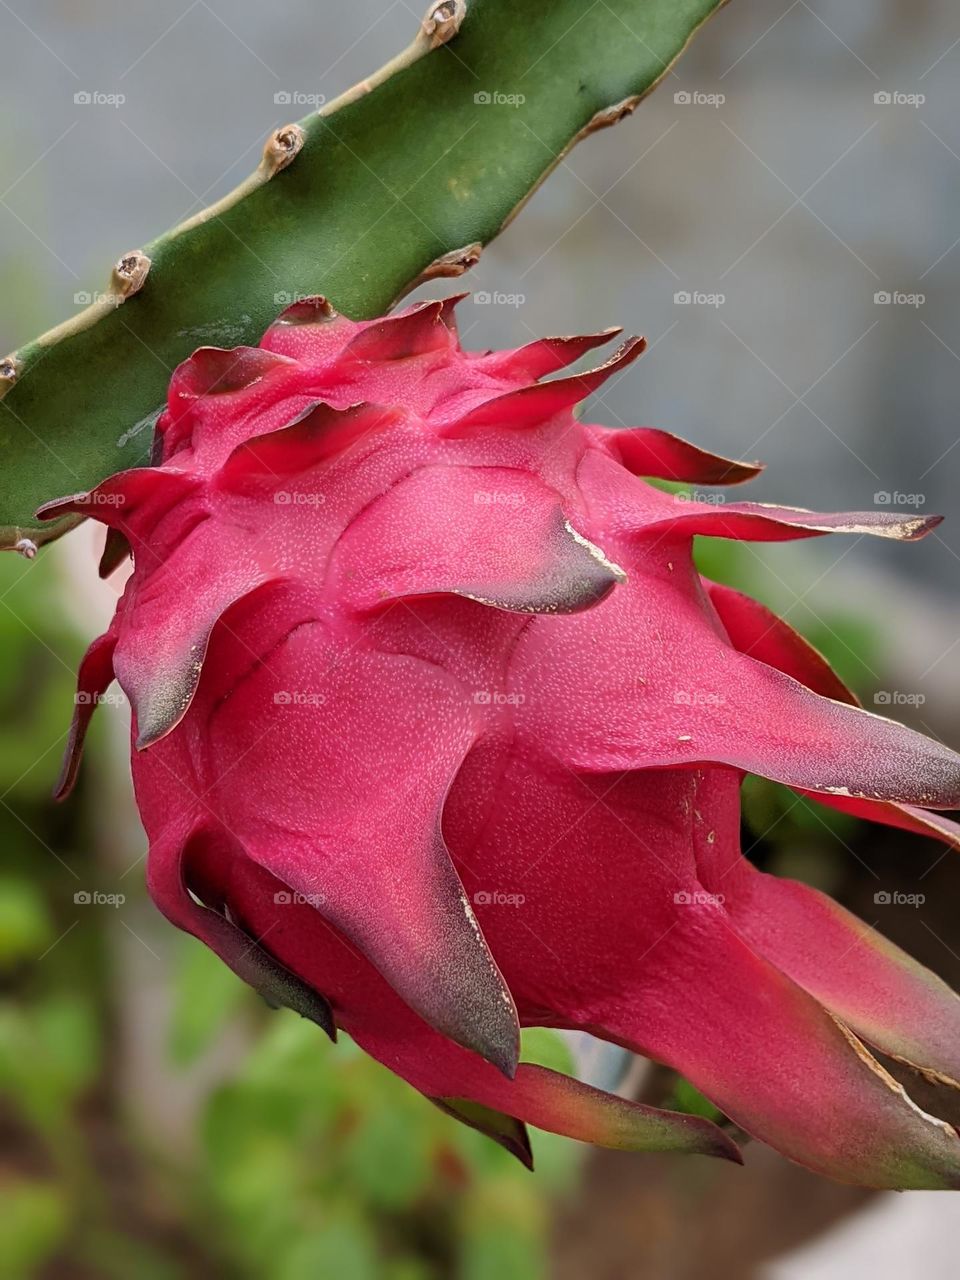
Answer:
xmin=47 ymin=294 xmax=960 ymax=1188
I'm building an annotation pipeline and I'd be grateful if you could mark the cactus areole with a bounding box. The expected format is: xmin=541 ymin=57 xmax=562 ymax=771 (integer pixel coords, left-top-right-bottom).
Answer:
xmin=48 ymin=296 xmax=960 ymax=1187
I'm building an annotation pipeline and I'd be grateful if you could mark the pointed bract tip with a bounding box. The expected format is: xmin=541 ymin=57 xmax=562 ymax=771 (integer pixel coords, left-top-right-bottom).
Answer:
xmin=437 ymin=291 xmax=470 ymax=325
xmin=99 ymin=529 xmax=131 ymax=579
xmin=492 ymin=1036 xmax=521 ymax=1081
xmin=281 ymin=979 xmax=338 ymax=1042
xmin=36 ymin=492 xmax=87 ymax=522
xmin=172 ymin=345 xmax=295 ymax=401
xmin=133 ymin=681 xmax=196 ymax=751
xmin=459 ymin=1012 xmax=520 ymax=1081
xmin=915 ymin=513 xmax=945 ymax=537
xmin=431 ymin=1096 xmax=534 ymax=1170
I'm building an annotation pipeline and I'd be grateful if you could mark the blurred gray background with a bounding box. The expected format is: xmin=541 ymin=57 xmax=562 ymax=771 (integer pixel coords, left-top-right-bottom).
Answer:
xmin=0 ymin=3 xmax=956 ymax=535
xmin=0 ymin=2 xmax=956 ymax=684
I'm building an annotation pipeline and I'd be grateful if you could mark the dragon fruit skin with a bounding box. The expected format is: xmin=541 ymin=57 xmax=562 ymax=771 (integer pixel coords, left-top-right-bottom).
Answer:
xmin=47 ymin=294 xmax=960 ymax=1188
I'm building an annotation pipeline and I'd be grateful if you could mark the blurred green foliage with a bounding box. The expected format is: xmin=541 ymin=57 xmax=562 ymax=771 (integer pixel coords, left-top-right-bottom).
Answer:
xmin=0 ymin=497 xmax=891 ymax=1278
xmin=189 ymin=1004 xmax=576 ymax=1280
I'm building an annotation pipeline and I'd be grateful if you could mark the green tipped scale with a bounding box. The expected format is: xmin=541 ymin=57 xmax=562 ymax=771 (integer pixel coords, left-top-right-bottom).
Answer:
xmin=0 ymin=0 xmax=727 ymax=550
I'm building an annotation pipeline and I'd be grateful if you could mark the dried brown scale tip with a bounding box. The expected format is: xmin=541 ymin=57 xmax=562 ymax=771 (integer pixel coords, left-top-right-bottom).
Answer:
xmin=0 ymin=355 xmax=19 ymax=395
xmin=585 ymin=95 xmax=644 ymax=135
xmin=111 ymin=251 xmax=152 ymax=300
xmin=401 ymin=243 xmax=482 ymax=299
xmin=99 ymin=527 xmax=132 ymax=579
xmin=422 ymin=0 xmax=466 ymax=47
xmin=275 ymin=296 xmax=338 ymax=327
xmin=262 ymin=124 xmax=305 ymax=176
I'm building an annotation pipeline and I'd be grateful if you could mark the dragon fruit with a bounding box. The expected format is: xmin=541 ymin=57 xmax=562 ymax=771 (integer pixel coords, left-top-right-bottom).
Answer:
xmin=47 ymin=294 xmax=960 ymax=1188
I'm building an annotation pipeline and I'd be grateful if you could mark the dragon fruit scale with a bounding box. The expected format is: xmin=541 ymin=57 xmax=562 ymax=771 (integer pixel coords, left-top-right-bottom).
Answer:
xmin=47 ymin=294 xmax=960 ymax=1188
